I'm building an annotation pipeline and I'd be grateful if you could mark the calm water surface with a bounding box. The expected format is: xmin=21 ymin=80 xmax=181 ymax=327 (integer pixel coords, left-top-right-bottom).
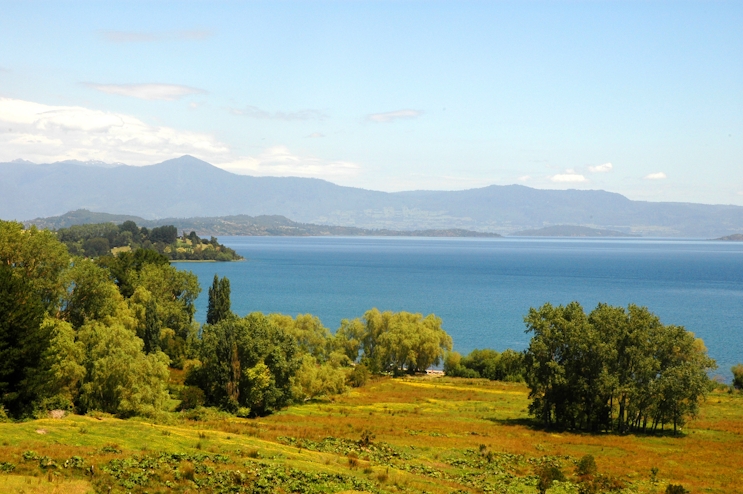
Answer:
xmin=174 ymin=237 xmax=743 ymax=379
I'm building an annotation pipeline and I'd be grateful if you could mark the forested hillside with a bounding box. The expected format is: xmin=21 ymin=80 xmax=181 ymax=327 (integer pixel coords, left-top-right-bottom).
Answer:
xmin=55 ymin=221 xmax=242 ymax=261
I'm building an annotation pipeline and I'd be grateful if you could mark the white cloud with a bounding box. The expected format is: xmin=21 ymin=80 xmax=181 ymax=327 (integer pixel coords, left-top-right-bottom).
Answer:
xmin=306 ymin=132 xmax=325 ymax=138
xmin=588 ymin=162 xmax=613 ymax=173
xmin=644 ymin=172 xmax=667 ymax=180
xmin=85 ymin=83 xmax=205 ymax=101
xmin=518 ymin=175 xmax=531 ymax=181
xmin=367 ymin=109 xmax=423 ymax=123
xmin=550 ymin=173 xmax=588 ymax=183
xmin=99 ymin=30 xmax=213 ymax=43
xmin=218 ymin=146 xmax=361 ymax=180
xmin=0 ymin=97 xmax=362 ymax=182
xmin=0 ymin=97 xmax=229 ymax=165
xmin=230 ymin=105 xmax=327 ymax=121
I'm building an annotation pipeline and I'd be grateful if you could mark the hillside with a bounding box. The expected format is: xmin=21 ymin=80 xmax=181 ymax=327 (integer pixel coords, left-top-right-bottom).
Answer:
xmin=3 ymin=155 xmax=743 ymax=237
xmin=512 ymin=225 xmax=638 ymax=237
xmin=24 ymin=210 xmax=500 ymax=237
xmin=0 ymin=377 xmax=739 ymax=494
xmin=716 ymin=233 xmax=743 ymax=241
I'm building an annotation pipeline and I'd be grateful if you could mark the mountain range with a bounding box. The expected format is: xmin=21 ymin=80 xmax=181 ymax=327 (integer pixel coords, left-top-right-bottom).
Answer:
xmin=3 ymin=155 xmax=743 ymax=237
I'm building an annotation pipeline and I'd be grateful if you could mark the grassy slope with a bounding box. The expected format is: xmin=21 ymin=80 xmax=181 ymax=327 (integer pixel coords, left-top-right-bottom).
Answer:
xmin=0 ymin=377 xmax=741 ymax=493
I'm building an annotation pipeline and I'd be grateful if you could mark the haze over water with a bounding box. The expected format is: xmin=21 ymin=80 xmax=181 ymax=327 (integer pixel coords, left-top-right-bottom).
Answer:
xmin=175 ymin=237 xmax=743 ymax=379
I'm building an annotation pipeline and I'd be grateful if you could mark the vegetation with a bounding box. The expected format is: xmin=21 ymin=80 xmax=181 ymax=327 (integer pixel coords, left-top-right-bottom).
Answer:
xmin=0 ymin=218 xmax=735 ymax=493
xmin=28 ymin=209 xmax=501 ymax=237
xmin=55 ymin=221 xmax=242 ymax=261
xmin=0 ymin=377 xmax=739 ymax=493
xmin=523 ymin=302 xmax=716 ymax=433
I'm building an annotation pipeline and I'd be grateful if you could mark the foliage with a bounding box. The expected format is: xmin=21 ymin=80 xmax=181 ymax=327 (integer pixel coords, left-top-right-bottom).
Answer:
xmin=55 ymin=221 xmax=242 ymax=261
xmin=190 ymin=313 xmax=301 ymax=415
xmin=444 ymin=348 xmax=525 ymax=381
xmin=348 ymin=363 xmax=370 ymax=387
xmin=291 ymin=354 xmax=348 ymax=401
xmin=178 ymin=386 xmax=206 ymax=410
xmin=523 ymin=302 xmax=717 ymax=432
xmin=269 ymin=313 xmax=332 ymax=361
xmin=0 ymin=262 xmax=48 ymax=416
xmin=536 ymin=464 xmax=566 ymax=493
xmin=0 ymin=220 xmax=69 ymax=311
xmin=75 ymin=321 xmax=171 ymax=416
xmin=665 ymin=485 xmax=689 ymax=494
xmin=732 ymin=363 xmax=743 ymax=390
xmin=335 ymin=308 xmax=453 ymax=374
xmin=207 ymin=274 xmax=232 ymax=325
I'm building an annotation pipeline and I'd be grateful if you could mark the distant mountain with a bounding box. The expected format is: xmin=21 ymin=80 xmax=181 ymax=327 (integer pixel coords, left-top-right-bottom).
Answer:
xmin=715 ymin=234 xmax=743 ymax=241
xmin=512 ymin=225 xmax=638 ymax=237
xmin=24 ymin=209 xmax=500 ymax=238
xmin=3 ymin=155 xmax=743 ymax=237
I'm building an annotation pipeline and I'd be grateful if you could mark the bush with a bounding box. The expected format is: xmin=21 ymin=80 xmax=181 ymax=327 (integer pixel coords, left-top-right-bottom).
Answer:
xmin=576 ymin=454 xmax=598 ymax=477
xmin=666 ymin=485 xmax=689 ymax=494
xmin=536 ymin=464 xmax=565 ymax=494
xmin=348 ymin=364 xmax=370 ymax=388
xmin=179 ymin=386 xmax=205 ymax=411
xmin=732 ymin=364 xmax=743 ymax=390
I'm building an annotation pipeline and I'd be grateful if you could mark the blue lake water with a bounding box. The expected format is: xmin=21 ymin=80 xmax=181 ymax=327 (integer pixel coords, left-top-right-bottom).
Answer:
xmin=173 ymin=237 xmax=743 ymax=380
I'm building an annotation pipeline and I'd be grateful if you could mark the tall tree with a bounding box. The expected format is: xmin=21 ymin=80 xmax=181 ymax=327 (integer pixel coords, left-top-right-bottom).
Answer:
xmin=207 ymin=274 xmax=232 ymax=325
xmin=0 ymin=263 xmax=48 ymax=416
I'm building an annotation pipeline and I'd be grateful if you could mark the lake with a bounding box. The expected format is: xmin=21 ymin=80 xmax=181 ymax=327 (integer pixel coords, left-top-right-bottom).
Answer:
xmin=174 ymin=237 xmax=743 ymax=380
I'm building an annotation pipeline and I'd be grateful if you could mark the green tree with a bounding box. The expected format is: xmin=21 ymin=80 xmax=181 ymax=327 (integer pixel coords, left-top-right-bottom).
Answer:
xmin=206 ymin=275 xmax=232 ymax=325
xmin=191 ymin=313 xmax=301 ymax=415
xmin=76 ymin=321 xmax=170 ymax=416
xmin=0 ymin=263 xmax=48 ymax=416
xmin=0 ymin=221 xmax=69 ymax=312
xmin=732 ymin=364 xmax=743 ymax=390
xmin=337 ymin=309 xmax=452 ymax=374
xmin=523 ymin=301 xmax=716 ymax=433
xmin=269 ymin=313 xmax=332 ymax=361
xmin=143 ymin=299 xmax=161 ymax=354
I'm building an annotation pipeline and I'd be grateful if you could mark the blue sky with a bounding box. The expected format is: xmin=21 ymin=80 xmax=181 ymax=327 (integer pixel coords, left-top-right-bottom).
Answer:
xmin=0 ymin=1 xmax=741 ymax=204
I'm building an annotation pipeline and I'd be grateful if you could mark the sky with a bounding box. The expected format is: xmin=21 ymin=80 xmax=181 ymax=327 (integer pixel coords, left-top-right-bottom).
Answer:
xmin=0 ymin=0 xmax=741 ymax=205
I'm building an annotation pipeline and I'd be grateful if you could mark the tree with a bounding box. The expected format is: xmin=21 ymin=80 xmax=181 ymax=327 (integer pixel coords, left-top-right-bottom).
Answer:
xmin=191 ymin=313 xmax=301 ymax=415
xmin=143 ymin=299 xmax=161 ymax=354
xmin=269 ymin=313 xmax=332 ymax=361
xmin=76 ymin=321 xmax=170 ymax=416
xmin=206 ymin=275 xmax=232 ymax=325
xmin=148 ymin=225 xmax=178 ymax=244
xmin=523 ymin=302 xmax=716 ymax=433
xmin=732 ymin=364 xmax=743 ymax=390
xmin=0 ymin=263 xmax=48 ymax=416
xmin=0 ymin=221 xmax=69 ymax=312
xmin=335 ymin=309 xmax=452 ymax=374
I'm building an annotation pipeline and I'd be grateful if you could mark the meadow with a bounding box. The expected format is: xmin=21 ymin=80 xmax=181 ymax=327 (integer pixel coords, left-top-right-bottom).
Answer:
xmin=0 ymin=375 xmax=740 ymax=494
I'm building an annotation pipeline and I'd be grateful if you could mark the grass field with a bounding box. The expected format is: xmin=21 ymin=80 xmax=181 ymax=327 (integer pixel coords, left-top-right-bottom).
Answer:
xmin=0 ymin=376 xmax=740 ymax=493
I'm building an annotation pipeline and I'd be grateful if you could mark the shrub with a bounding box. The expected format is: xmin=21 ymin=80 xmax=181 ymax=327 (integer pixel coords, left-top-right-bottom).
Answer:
xmin=536 ymin=464 xmax=566 ymax=494
xmin=732 ymin=364 xmax=743 ymax=390
xmin=666 ymin=485 xmax=689 ymax=494
xmin=348 ymin=364 xmax=370 ymax=388
xmin=179 ymin=386 xmax=205 ymax=410
xmin=576 ymin=454 xmax=598 ymax=476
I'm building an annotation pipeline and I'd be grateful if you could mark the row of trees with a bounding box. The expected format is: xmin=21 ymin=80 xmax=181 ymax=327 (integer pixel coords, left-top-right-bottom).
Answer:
xmin=0 ymin=221 xmax=454 ymax=418
xmin=185 ymin=275 xmax=454 ymax=415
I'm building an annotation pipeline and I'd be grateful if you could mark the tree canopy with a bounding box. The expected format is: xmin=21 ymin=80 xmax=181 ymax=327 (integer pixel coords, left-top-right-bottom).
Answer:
xmin=523 ymin=302 xmax=716 ymax=432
